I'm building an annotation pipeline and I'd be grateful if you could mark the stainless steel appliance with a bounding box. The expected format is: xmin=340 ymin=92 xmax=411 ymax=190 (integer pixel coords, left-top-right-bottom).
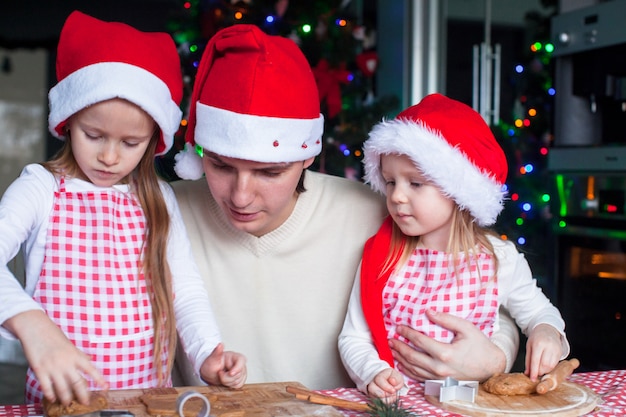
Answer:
xmin=548 ymin=0 xmax=626 ymax=371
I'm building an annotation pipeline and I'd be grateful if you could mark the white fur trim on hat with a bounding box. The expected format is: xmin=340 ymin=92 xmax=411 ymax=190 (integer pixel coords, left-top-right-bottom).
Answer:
xmin=363 ymin=118 xmax=506 ymax=226
xmin=193 ymin=102 xmax=324 ymax=163
xmin=48 ymin=62 xmax=183 ymax=156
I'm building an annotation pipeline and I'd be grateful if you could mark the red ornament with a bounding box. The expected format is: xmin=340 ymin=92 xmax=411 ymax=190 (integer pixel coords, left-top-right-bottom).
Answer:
xmin=356 ymin=51 xmax=378 ymax=78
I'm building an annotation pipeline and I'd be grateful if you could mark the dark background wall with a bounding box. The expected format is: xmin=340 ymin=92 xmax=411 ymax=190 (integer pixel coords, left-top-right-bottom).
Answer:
xmin=0 ymin=0 xmax=179 ymax=49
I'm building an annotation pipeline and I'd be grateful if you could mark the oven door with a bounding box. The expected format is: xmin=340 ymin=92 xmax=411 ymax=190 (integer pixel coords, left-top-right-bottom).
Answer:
xmin=555 ymin=224 xmax=626 ymax=372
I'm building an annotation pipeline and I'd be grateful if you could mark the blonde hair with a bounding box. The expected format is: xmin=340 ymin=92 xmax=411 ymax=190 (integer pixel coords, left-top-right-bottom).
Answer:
xmin=42 ymin=127 xmax=176 ymax=386
xmin=380 ymin=205 xmax=500 ymax=280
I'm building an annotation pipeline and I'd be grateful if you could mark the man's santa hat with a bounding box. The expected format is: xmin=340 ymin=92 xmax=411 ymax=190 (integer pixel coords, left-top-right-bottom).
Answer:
xmin=174 ymin=24 xmax=324 ymax=180
xmin=48 ymin=11 xmax=183 ymax=156
xmin=363 ymin=93 xmax=508 ymax=226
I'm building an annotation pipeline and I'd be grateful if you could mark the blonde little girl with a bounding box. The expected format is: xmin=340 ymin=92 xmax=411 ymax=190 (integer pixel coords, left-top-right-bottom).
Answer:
xmin=339 ymin=93 xmax=569 ymax=400
xmin=0 ymin=11 xmax=246 ymax=406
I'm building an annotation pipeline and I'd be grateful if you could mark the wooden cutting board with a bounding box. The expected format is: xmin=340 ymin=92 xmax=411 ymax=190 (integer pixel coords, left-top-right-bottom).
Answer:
xmin=425 ymin=381 xmax=602 ymax=416
xmin=96 ymin=382 xmax=344 ymax=417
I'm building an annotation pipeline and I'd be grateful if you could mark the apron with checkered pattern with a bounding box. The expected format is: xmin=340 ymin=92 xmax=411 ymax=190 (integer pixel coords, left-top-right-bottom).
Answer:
xmin=383 ymin=248 xmax=498 ymax=365
xmin=25 ymin=176 xmax=167 ymax=403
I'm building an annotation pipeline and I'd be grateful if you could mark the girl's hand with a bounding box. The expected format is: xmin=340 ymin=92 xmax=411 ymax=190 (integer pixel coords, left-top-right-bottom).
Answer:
xmin=200 ymin=343 xmax=247 ymax=389
xmin=525 ymin=323 xmax=563 ymax=381
xmin=4 ymin=310 xmax=108 ymax=406
xmin=366 ymin=368 xmax=405 ymax=402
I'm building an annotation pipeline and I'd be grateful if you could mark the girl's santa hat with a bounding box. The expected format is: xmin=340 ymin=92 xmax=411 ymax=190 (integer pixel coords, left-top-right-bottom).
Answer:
xmin=174 ymin=24 xmax=324 ymax=180
xmin=363 ymin=93 xmax=508 ymax=226
xmin=48 ymin=11 xmax=183 ymax=156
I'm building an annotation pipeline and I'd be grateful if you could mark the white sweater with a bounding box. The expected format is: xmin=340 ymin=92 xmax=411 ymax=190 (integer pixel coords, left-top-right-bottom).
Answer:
xmin=0 ymin=164 xmax=220 ymax=377
xmin=171 ymin=171 xmax=521 ymax=389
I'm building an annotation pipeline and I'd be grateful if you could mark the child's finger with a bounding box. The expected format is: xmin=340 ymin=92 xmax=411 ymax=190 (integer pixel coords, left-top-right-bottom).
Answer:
xmin=39 ymin=375 xmax=57 ymax=404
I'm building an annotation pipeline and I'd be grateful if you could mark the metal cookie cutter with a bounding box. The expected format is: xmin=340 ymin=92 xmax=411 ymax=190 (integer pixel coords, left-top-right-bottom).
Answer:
xmin=176 ymin=390 xmax=211 ymax=417
xmin=424 ymin=377 xmax=479 ymax=403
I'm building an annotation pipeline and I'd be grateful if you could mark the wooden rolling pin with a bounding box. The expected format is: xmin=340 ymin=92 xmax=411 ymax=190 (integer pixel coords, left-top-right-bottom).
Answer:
xmin=286 ymin=385 xmax=371 ymax=412
xmin=536 ymin=358 xmax=580 ymax=394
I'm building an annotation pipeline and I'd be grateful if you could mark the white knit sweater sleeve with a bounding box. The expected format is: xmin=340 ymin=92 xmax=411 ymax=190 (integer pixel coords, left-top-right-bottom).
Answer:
xmin=161 ymin=182 xmax=222 ymax=379
xmin=0 ymin=164 xmax=52 ymax=339
xmin=338 ymin=263 xmax=392 ymax=393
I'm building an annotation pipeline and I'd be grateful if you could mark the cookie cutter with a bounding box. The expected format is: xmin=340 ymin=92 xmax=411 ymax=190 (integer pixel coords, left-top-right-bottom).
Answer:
xmin=424 ymin=377 xmax=478 ymax=403
xmin=176 ymin=390 xmax=211 ymax=417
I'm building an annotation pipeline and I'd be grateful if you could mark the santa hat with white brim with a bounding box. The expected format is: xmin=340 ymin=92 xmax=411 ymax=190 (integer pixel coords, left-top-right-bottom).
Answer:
xmin=48 ymin=11 xmax=183 ymax=156
xmin=363 ymin=93 xmax=508 ymax=227
xmin=174 ymin=24 xmax=324 ymax=180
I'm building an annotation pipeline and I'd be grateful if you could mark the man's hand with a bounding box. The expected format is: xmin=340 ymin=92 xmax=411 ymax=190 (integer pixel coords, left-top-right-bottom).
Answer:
xmin=388 ymin=309 xmax=506 ymax=382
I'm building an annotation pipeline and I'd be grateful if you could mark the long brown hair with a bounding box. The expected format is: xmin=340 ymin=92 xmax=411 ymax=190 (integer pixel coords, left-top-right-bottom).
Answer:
xmin=42 ymin=127 xmax=176 ymax=386
xmin=380 ymin=205 xmax=500 ymax=280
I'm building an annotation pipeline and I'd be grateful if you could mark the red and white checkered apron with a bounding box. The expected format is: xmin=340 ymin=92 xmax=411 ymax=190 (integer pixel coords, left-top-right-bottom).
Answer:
xmin=25 ymin=177 xmax=168 ymax=403
xmin=383 ymin=248 xmax=498 ymax=364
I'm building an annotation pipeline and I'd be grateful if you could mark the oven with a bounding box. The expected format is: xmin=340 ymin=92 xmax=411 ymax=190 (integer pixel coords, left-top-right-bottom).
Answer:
xmin=549 ymin=171 xmax=626 ymax=371
xmin=548 ymin=1 xmax=626 ymax=372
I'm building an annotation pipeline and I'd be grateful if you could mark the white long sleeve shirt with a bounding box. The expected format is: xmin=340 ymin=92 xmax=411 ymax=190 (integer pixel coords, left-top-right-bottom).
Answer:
xmin=0 ymin=163 xmax=220 ymax=378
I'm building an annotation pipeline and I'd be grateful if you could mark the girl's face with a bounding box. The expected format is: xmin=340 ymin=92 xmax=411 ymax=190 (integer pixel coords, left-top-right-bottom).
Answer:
xmin=202 ymin=152 xmax=314 ymax=237
xmin=381 ymin=153 xmax=456 ymax=251
xmin=68 ymin=98 xmax=155 ymax=187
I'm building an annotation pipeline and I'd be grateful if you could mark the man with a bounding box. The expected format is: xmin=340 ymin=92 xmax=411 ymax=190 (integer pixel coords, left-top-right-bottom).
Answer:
xmin=171 ymin=24 xmax=518 ymax=389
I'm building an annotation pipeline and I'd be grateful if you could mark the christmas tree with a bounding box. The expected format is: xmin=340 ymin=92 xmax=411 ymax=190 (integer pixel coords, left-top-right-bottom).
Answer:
xmin=156 ymin=0 xmax=399 ymax=181
xmin=494 ymin=1 xmax=557 ymax=293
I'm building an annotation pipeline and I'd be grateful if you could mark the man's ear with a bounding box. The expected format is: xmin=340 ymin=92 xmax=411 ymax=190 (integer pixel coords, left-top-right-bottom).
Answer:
xmin=303 ymin=156 xmax=316 ymax=169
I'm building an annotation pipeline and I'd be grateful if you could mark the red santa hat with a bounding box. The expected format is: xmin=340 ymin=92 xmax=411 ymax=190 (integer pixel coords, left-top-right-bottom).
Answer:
xmin=48 ymin=11 xmax=183 ymax=156
xmin=363 ymin=93 xmax=508 ymax=226
xmin=174 ymin=24 xmax=324 ymax=180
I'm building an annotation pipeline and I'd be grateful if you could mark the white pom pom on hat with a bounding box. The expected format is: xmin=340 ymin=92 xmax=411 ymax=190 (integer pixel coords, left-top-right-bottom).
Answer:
xmin=48 ymin=11 xmax=183 ymax=156
xmin=174 ymin=24 xmax=324 ymax=180
xmin=363 ymin=93 xmax=508 ymax=227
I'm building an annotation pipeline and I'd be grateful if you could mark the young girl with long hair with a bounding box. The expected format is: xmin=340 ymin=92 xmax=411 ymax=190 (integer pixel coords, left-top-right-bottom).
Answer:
xmin=339 ymin=93 xmax=569 ymax=400
xmin=0 ymin=11 xmax=246 ymax=406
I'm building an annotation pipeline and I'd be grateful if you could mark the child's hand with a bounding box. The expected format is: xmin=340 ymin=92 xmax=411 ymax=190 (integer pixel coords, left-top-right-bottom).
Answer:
xmin=366 ymin=368 xmax=405 ymax=402
xmin=525 ymin=323 xmax=563 ymax=381
xmin=200 ymin=343 xmax=247 ymax=389
xmin=7 ymin=310 xmax=108 ymax=406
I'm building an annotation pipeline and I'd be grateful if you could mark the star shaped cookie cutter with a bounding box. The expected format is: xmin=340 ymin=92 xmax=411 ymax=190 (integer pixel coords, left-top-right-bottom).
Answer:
xmin=424 ymin=377 xmax=479 ymax=403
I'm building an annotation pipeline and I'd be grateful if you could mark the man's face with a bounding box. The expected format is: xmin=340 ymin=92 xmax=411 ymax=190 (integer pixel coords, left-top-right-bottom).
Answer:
xmin=203 ymin=152 xmax=314 ymax=237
